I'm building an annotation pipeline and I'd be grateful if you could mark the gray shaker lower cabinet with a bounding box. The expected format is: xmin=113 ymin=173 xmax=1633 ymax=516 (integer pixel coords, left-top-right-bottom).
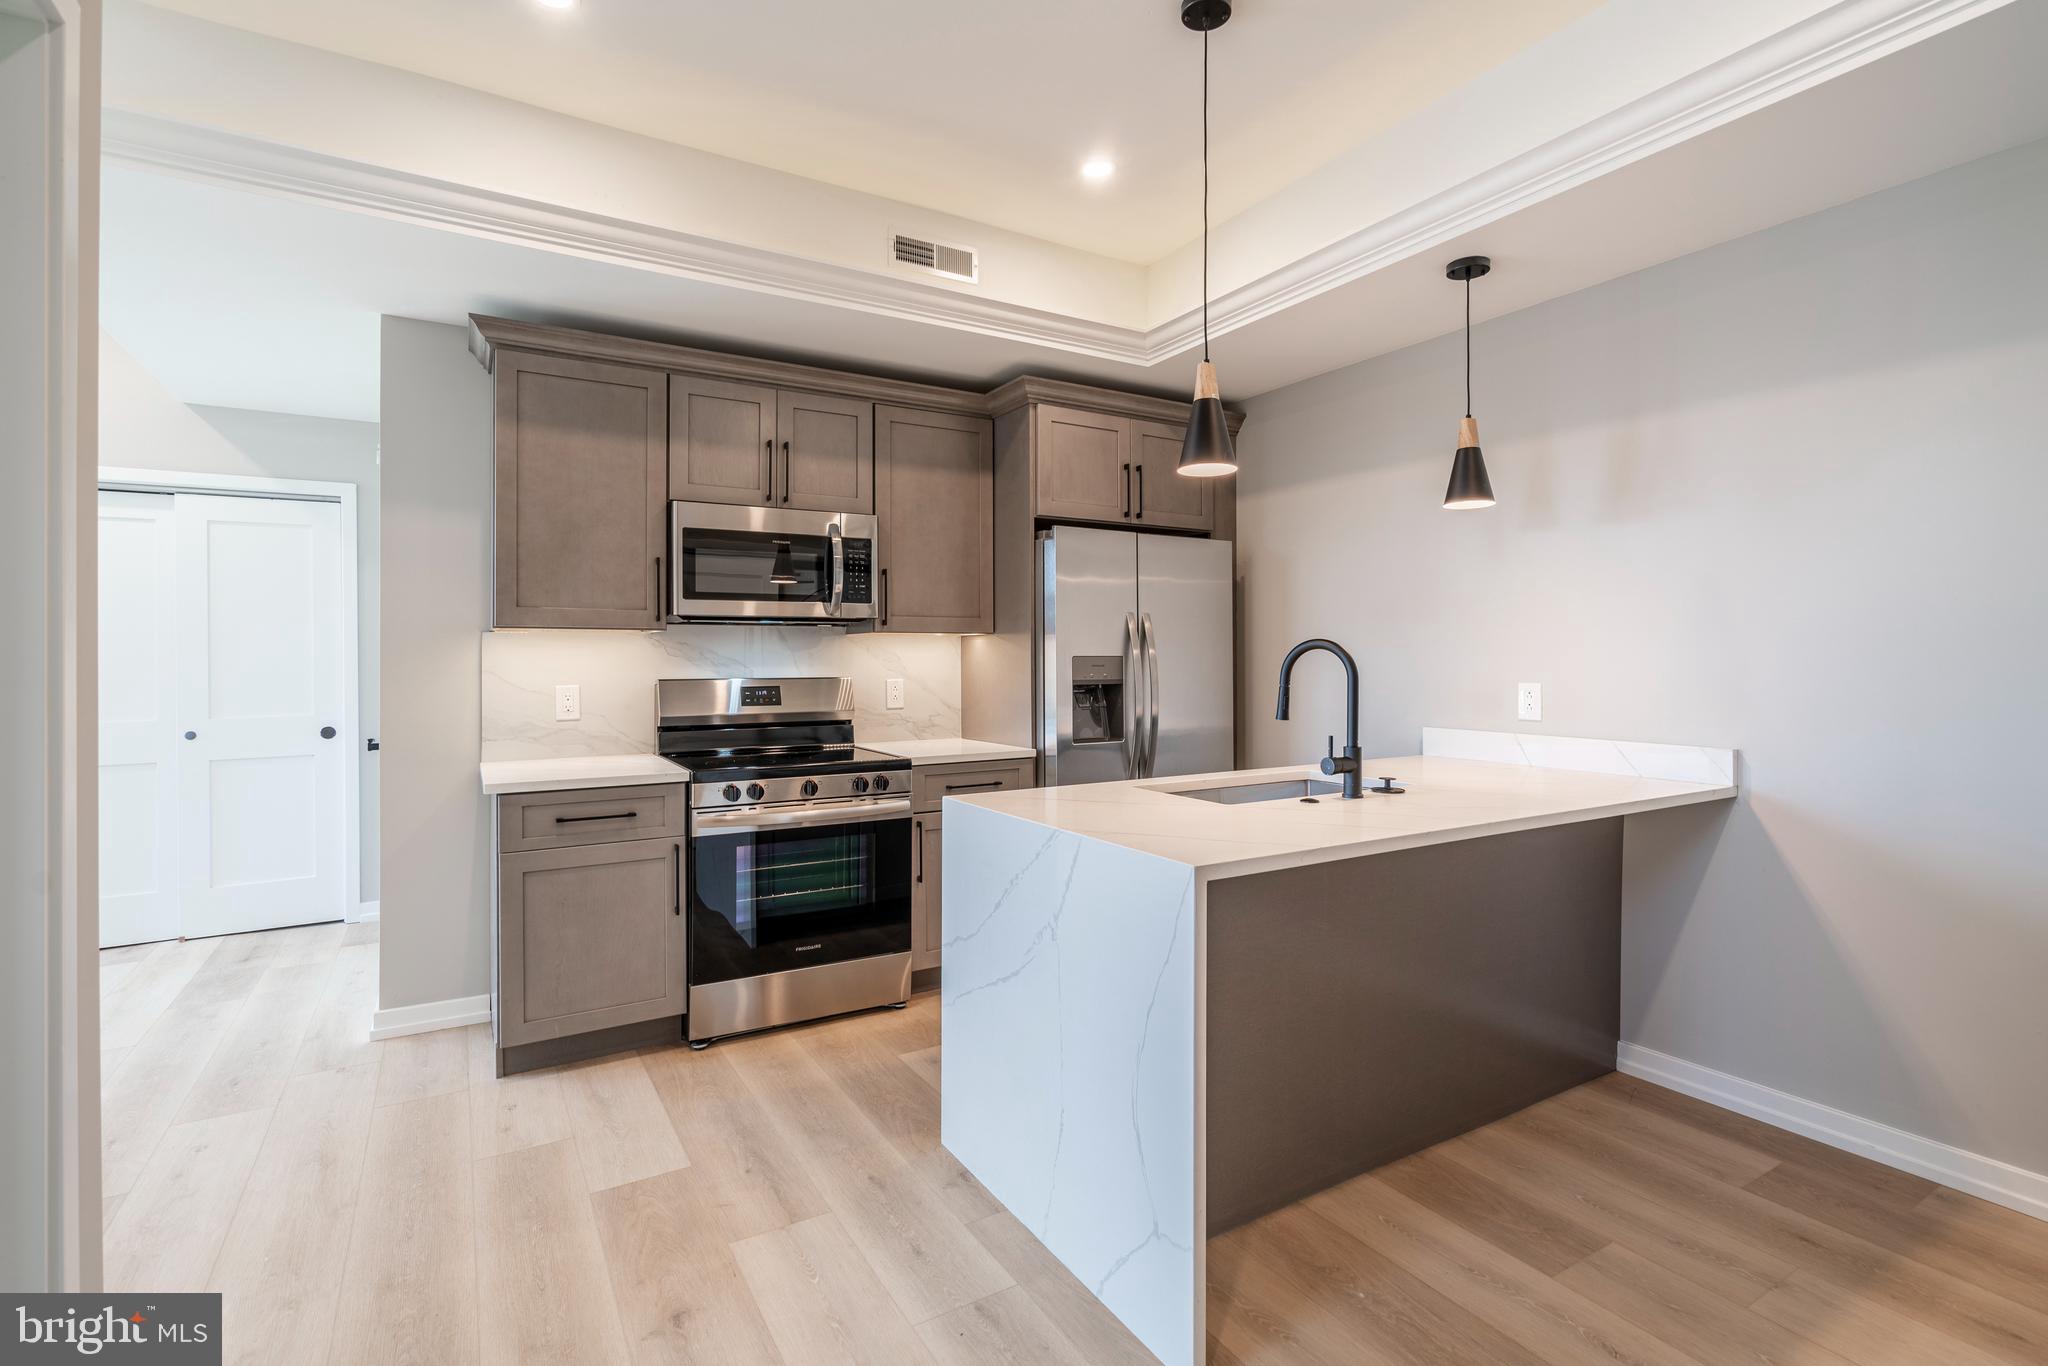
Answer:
xmin=495 ymin=833 xmax=686 ymax=1061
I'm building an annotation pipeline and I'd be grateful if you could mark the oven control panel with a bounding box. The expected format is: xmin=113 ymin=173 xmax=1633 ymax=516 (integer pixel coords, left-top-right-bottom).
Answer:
xmin=690 ymin=769 xmax=906 ymax=809
xmin=842 ymin=543 xmax=873 ymax=605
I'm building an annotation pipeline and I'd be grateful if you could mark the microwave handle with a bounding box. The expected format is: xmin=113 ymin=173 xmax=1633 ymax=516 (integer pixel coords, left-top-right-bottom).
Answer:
xmin=828 ymin=521 xmax=845 ymax=616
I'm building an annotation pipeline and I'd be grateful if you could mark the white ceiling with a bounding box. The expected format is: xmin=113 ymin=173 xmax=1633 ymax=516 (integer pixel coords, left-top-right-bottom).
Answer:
xmin=99 ymin=0 xmax=2048 ymax=424
xmin=138 ymin=0 xmax=1601 ymax=263
xmin=101 ymin=0 xmax=2048 ymax=424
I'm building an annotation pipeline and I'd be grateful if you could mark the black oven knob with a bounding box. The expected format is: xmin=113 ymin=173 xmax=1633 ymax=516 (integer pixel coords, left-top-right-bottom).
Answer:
xmin=746 ymin=782 xmax=767 ymax=802
xmin=720 ymin=784 xmax=741 ymax=803
xmin=850 ymin=775 xmax=870 ymax=793
xmin=872 ymin=774 xmax=891 ymax=791
xmin=800 ymin=779 xmax=819 ymax=798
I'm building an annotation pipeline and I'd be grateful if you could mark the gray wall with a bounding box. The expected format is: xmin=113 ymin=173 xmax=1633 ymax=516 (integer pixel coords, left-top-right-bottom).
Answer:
xmin=378 ymin=316 xmax=493 ymax=1011
xmin=1236 ymin=138 xmax=2048 ymax=1174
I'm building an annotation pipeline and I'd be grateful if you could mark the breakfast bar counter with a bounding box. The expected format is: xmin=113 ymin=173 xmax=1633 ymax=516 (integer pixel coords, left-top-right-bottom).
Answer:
xmin=938 ymin=729 xmax=1737 ymax=1365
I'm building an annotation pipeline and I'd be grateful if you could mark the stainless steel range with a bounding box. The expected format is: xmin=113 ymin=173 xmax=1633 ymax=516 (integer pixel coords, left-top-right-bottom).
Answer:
xmin=657 ymin=677 xmax=913 ymax=1047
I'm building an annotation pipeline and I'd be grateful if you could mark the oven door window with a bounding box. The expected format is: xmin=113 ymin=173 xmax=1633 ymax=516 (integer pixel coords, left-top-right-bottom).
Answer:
xmin=679 ymin=528 xmax=832 ymax=605
xmin=689 ymin=817 xmax=911 ymax=983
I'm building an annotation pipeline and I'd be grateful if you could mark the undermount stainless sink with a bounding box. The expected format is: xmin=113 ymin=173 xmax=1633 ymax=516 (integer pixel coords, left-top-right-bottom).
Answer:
xmin=1170 ymin=777 xmax=1346 ymax=804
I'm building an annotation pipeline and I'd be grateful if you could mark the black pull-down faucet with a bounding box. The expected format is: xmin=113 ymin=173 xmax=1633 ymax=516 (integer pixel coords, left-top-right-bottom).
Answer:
xmin=1275 ymin=638 xmax=1363 ymax=799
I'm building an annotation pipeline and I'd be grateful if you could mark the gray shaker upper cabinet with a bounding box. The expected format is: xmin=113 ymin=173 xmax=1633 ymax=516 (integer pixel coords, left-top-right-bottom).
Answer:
xmin=492 ymin=350 xmax=668 ymax=630
xmin=1033 ymin=404 xmax=1134 ymax=525
xmin=1130 ymin=418 xmax=1213 ymax=532
xmin=777 ymin=389 xmax=875 ymax=514
xmin=668 ymin=376 xmax=777 ymax=506
xmin=875 ymin=405 xmax=994 ymax=634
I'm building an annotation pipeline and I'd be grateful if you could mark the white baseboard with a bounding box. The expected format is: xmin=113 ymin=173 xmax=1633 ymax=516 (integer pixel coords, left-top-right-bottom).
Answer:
xmin=369 ymin=994 xmax=491 ymax=1041
xmin=352 ymin=900 xmax=380 ymax=923
xmin=1617 ymin=1042 xmax=2048 ymax=1223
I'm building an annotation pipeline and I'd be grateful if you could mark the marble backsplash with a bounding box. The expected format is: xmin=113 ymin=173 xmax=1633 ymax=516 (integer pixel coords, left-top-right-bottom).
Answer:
xmin=481 ymin=625 xmax=964 ymax=761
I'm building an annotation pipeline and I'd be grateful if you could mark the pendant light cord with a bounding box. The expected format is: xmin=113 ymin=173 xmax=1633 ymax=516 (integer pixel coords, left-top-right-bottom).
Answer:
xmin=1464 ymin=276 xmax=1473 ymax=419
xmin=1202 ymin=27 xmax=1211 ymax=363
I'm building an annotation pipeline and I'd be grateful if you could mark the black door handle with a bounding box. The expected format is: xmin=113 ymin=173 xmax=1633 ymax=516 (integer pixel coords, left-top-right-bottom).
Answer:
xmin=320 ymin=726 xmax=337 ymax=739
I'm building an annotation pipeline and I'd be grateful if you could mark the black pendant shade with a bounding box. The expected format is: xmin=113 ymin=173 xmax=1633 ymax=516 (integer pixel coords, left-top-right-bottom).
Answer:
xmin=1444 ymin=255 xmax=1496 ymax=510
xmin=1444 ymin=417 xmax=1495 ymax=509
xmin=1177 ymin=1 xmax=1238 ymax=478
xmin=1179 ymin=362 xmax=1236 ymax=476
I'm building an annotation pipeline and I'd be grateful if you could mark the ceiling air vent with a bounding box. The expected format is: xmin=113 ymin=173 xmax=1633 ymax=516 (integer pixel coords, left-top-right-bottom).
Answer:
xmin=892 ymin=233 xmax=978 ymax=284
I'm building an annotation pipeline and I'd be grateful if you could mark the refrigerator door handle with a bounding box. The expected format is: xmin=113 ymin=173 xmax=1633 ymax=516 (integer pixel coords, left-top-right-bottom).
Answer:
xmin=1130 ymin=610 xmax=1146 ymax=778
xmin=1141 ymin=611 xmax=1161 ymax=777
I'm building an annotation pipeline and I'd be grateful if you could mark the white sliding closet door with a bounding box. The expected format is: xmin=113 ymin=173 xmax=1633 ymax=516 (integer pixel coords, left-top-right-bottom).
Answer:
xmin=97 ymin=491 xmax=182 ymax=947
xmin=175 ymin=493 xmax=348 ymax=937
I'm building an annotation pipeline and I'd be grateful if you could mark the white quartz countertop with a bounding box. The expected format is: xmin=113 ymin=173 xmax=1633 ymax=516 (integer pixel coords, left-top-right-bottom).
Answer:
xmin=859 ymin=737 xmax=1039 ymax=766
xmin=479 ymin=754 xmax=688 ymax=795
xmin=952 ymin=755 xmax=1736 ymax=877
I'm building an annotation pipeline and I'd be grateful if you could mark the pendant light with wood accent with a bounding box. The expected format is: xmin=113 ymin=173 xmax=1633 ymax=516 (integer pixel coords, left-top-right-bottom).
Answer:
xmin=1444 ymin=255 xmax=1496 ymax=509
xmin=1177 ymin=0 xmax=1237 ymax=478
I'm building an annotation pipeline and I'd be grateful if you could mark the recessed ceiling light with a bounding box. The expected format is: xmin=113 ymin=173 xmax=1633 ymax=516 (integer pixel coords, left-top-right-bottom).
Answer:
xmin=1080 ymin=156 xmax=1116 ymax=183
xmin=536 ymin=0 xmax=575 ymax=9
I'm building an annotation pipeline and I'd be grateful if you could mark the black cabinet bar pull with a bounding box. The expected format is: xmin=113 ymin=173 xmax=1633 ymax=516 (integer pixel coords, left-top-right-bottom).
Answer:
xmin=673 ymin=842 xmax=682 ymax=915
xmin=765 ymin=439 xmax=775 ymax=504
xmin=914 ymin=818 xmax=924 ymax=884
xmin=1134 ymin=465 xmax=1145 ymax=519
xmin=1121 ymin=462 xmax=1131 ymax=517
xmin=781 ymin=440 xmax=791 ymax=503
xmin=944 ymin=780 xmax=1005 ymax=794
xmin=655 ymin=555 xmax=665 ymax=620
xmin=879 ymin=567 xmax=890 ymax=627
xmin=554 ymin=811 xmax=638 ymax=824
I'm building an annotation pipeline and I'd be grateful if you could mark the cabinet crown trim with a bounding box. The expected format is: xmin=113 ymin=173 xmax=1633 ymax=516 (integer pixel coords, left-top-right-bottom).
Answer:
xmin=985 ymin=375 xmax=1245 ymax=431
xmin=470 ymin=314 xmax=987 ymax=417
xmin=469 ymin=315 xmax=1245 ymax=433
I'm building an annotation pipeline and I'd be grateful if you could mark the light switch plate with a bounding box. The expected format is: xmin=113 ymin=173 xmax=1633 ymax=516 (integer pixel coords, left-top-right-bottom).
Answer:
xmin=886 ymin=678 xmax=906 ymax=711
xmin=555 ymin=684 xmax=581 ymax=722
xmin=1516 ymin=682 xmax=1541 ymax=722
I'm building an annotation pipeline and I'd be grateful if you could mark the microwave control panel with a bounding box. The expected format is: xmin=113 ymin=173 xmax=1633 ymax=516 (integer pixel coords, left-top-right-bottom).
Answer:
xmin=842 ymin=542 xmax=874 ymax=604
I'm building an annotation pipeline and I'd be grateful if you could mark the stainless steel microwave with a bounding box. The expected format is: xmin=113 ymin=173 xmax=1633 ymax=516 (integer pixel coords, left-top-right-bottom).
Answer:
xmin=666 ymin=502 xmax=878 ymax=624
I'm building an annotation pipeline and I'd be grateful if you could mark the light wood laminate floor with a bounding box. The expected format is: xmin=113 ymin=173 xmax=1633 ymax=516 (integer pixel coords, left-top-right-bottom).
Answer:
xmin=102 ymin=928 xmax=2047 ymax=1366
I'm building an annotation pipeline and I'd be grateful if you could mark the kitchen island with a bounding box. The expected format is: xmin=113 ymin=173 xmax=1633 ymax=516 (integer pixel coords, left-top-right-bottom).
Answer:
xmin=939 ymin=728 xmax=1737 ymax=1365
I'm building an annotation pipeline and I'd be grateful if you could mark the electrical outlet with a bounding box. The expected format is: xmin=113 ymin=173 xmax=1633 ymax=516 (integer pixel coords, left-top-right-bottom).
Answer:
xmin=1516 ymin=682 xmax=1541 ymax=722
xmin=555 ymin=684 xmax=581 ymax=722
xmin=886 ymin=678 xmax=906 ymax=711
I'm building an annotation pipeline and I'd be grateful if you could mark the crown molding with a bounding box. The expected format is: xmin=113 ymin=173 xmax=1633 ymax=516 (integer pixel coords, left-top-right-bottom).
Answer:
xmin=1154 ymin=0 xmax=2016 ymax=356
xmin=468 ymin=313 xmax=991 ymax=416
xmin=984 ymin=375 xmax=1243 ymax=430
xmin=104 ymin=0 xmax=2008 ymax=370
xmin=101 ymin=110 xmax=1155 ymax=366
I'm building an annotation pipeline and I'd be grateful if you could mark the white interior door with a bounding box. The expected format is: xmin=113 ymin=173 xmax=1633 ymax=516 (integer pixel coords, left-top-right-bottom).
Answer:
xmin=97 ymin=491 xmax=182 ymax=947
xmin=175 ymin=493 xmax=347 ymax=937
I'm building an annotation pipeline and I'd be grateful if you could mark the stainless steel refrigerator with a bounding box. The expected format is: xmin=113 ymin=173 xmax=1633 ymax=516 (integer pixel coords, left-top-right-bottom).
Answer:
xmin=1039 ymin=526 xmax=1233 ymax=785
